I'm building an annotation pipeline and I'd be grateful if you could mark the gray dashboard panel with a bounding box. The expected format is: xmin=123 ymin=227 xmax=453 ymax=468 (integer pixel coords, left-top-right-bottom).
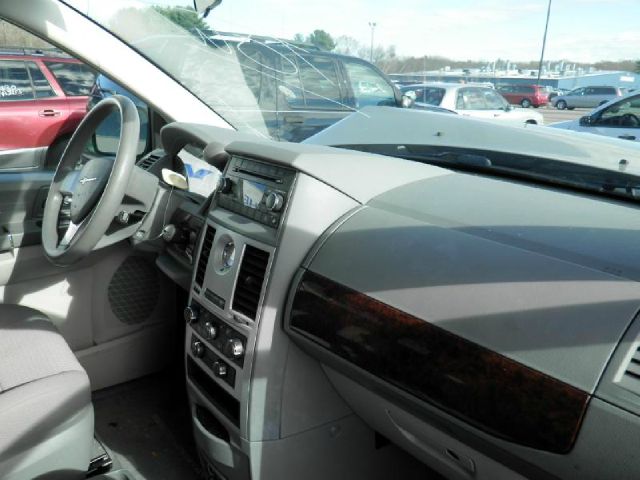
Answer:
xmin=306 ymin=173 xmax=640 ymax=392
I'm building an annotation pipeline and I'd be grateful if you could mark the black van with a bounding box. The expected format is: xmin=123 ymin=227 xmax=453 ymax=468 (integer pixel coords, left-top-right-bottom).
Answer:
xmin=90 ymin=35 xmax=408 ymax=143
xmin=227 ymin=39 xmax=405 ymax=141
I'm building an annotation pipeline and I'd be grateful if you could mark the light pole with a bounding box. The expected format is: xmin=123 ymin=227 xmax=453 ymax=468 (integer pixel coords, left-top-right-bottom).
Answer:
xmin=536 ymin=0 xmax=552 ymax=86
xmin=368 ymin=21 xmax=377 ymax=62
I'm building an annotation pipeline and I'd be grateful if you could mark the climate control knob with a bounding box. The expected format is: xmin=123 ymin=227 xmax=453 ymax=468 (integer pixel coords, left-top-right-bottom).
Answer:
xmin=213 ymin=361 xmax=228 ymax=378
xmin=225 ymin=338 xmax=245 ymax=359
xmin=265 ymin=192 xmax=284 ymax=212
xmin=191 ymin=340 xmax=205 ymax=358
xmin=204 ymin=321 xmax=218 ymax=340
xmin=184 ymin=306 xmax=198 ymax=323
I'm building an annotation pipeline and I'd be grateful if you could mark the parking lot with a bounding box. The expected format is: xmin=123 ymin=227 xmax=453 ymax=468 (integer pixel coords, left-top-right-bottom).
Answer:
xmin=518 ymin=105 xmax=588 ymax=125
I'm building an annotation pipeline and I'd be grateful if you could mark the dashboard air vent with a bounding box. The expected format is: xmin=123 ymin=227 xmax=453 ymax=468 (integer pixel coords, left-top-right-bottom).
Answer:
xmin=232 ymin=245 xmax=269 ymax=320
xmin=137 ymin=152 xmax=161 ymax=171
xmin=195 ymin=226 xmax=215 ymax=288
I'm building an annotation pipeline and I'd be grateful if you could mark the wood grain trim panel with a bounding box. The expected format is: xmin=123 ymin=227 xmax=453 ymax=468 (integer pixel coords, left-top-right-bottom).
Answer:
xmin=289 ymin=270 xmax=589 ymax=454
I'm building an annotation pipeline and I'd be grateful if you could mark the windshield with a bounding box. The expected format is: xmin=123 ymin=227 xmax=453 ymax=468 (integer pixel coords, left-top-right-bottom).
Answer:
xmin=61 ymin=1 xmax=640 ymax=149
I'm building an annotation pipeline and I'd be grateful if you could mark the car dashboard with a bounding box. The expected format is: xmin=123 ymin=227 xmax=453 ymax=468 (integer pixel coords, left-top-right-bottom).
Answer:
xmin=137 ymin=121 xmax=640 ymax=480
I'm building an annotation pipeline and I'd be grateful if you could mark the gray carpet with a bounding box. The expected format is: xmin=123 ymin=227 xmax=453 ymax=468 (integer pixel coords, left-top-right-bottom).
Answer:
xmin=92 ymin=372 xmax=205 ymax=480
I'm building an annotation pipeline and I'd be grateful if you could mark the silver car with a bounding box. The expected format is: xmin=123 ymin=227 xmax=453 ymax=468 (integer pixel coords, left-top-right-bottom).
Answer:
xmin=401 ymin=83 xmax=543 ymax=125
xmin=551 ymin=85 xmax=622 ymax=110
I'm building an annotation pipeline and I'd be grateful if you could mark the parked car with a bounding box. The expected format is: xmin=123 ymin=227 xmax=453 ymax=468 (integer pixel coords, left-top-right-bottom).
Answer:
xmin=550 ymin=91 xmax=640 ymax=142
xmin=201 ymin=35 xmax=410 ymax=142
xmin=0 ymin=47 xmax=96 ymax=168
xmin=545 ymin=86 xmax=571 ymax=101
xmin=551 ymin=85 xmax=622 ymax=110
xmin=401 ymin=82 xmax=543 ymax=125
xmin=496 ymin=84 xmax=548 ymax=108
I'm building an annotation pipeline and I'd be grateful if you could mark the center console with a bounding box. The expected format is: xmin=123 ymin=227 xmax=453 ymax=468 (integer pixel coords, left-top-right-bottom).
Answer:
xmin=177 ymin=134 xmax=422 ymax=480
xmin=184 ymin=154 xmax=296 ymax=479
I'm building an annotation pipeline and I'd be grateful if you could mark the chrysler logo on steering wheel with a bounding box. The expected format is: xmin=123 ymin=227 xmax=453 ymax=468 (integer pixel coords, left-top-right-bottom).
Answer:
xmin=79 ymin=177 xmax=98 ymax=185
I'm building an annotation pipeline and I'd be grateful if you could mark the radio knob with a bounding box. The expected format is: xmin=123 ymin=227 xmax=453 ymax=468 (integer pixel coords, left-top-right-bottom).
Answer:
xmin=265 ymin=192 xmax=284 ymax=212
xmin=204 ymin=321 xmax=218 ymax=340
xmin=213 ymin=361 xmax=228 ymax=378
xmin=225 ymin=338 xmax=245 ymax=359
xmin=192 ymin=340 xmax=205 ymax=358
xmin=219 ymin=177 xmax=233 ymax=194
xmin=184 ymin=306 xmax=198 ymax=323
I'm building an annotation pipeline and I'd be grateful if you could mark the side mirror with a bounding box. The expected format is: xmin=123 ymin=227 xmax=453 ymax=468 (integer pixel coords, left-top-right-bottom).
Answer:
xmin=579 ymin=115 xmax=593 ymax=126
xmin=401 ymin=94 xmax=415 ymax=109
xmin=504 ymin=104 xmax=513 ymax=112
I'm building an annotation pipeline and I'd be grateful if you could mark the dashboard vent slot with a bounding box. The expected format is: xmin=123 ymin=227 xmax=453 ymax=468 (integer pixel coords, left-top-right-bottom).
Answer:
xmin=195 ymin=226 xmax=215 ymax=288
xmin=232 ymin=245 xmax=269 ymax=320
xmin=620 ymin=347 xmax=640 ymax=395
xmin=137 ymin=152 xmax=161 ymax=171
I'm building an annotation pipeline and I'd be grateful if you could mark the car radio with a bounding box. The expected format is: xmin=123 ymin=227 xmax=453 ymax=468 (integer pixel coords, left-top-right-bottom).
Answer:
xmin=215 ymin=155 xmax=296 ymax=228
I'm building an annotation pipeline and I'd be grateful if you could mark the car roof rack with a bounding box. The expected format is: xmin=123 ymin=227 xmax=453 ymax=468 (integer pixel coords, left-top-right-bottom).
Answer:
xmin=0 ymin=47 xmax=72 ymax=58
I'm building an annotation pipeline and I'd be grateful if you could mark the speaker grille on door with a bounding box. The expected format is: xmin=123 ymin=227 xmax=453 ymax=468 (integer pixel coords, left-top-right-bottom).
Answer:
xmin=195 ymin=226 xmax=216 ymax=288
xmin=108 ymin=256 xmax=160 ymax=324
xmin=232 ymin=245 xmax=269 ymax=320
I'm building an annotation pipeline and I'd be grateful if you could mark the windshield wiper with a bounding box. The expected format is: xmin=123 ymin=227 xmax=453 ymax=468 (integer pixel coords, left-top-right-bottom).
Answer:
xmin=340 ymin=144 xmax=640 ymax=203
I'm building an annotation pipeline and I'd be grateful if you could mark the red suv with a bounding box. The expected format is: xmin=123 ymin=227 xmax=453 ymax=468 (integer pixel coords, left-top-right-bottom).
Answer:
xmin=0 ymin=48 xmax=96 ymax=167
xmin=497 ymin=84 xmax=549 ymax=108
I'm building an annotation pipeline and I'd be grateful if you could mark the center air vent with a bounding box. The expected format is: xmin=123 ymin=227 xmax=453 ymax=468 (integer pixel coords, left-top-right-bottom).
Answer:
xmin=195 ymin=226 xmax=216 ymax=288
xmin=619 ymin=347 xmax=640 ymax=395
xmin=232 ymin=245 xmax=269 ymax=320
xmin=137 ymin=152 xmax=161 ymax=171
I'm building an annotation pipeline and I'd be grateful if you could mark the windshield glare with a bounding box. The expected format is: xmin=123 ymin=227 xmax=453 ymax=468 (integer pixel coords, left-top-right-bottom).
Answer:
xmin=62 ymin=0 xmax=640 ymax=153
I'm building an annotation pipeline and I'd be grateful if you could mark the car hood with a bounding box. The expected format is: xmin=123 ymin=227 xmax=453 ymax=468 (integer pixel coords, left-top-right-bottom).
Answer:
xmin=306 ymin=106 xmax=640 ymax=175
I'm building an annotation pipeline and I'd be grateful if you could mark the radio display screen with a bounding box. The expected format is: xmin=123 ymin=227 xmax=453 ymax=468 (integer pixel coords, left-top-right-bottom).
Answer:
xmin=241 ymin=180 xmax=267 ymax=209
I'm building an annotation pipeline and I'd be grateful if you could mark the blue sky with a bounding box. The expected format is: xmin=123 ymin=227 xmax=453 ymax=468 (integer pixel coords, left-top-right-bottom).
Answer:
xmin=157 ymin=0 xmax=640 ymax=62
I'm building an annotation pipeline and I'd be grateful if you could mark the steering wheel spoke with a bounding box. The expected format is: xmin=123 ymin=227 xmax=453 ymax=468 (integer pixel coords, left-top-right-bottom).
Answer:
xmin=58 ymin=219 xmax=84 ymax=248
xmin=42 ymin=96 xmax=141 ymax=266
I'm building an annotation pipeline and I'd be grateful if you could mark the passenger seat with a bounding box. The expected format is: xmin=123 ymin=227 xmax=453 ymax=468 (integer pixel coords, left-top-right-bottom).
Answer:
xmin=0 ymin=305 xmax=93 ymax=480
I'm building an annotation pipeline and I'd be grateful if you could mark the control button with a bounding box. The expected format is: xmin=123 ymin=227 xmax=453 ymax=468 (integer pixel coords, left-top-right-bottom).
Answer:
xmin=225 ymin=338 xmax=245 ymax=359
xmin=213 ymin=361 xmax=228 ymax=378
xmin=204 ymin=321 xmax=218 ymax=340
xmin=219 ymin=177 xmax=233 ymax=194
xmin=192 ymin=340 xmax=205 ymax=358
xmin=265 ymin=192 xmax=284 ymax=212
xmin=184 ymin=306 xmax=198 ymax=323
xmin=117 ymin=210 xmax=130 ymax=224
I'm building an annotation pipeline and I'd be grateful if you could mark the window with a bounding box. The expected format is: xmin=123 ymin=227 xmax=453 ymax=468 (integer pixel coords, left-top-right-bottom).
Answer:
xmin=483 ymin=89 xmax=508 ymax=109
xmin=278 ymin=54 xmax=306 ymax=109
xmin=596 ymin=95 xmax=640 ymax=127
xmin=594 ymin=86 xmax=615 ymax=95
xmin=44 ymin=61 xmax=96 ymax=96
xmin=457 ymin=88 xmax=507 ymax=110
xmin=0 ymin=60 xmax=33 ymax=101
xmin=342 ymin=59 xmax=396 ymax=108
xmin=27 ymin=62 xmax=55 ymax=98
xmin=278 ymin=54 xmax=344 ymax=110
xmin=297 ymin=55 xmax=342 ymax=108
xmin=410 ymin=87 xmax=445 ymax=106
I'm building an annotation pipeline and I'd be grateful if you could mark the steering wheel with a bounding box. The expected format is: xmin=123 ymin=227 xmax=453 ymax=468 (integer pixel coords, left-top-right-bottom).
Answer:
xmin=621 ymin=113 xmax=640 ymax=127
xmin=42 ymin=95 xmax=140 ymax=266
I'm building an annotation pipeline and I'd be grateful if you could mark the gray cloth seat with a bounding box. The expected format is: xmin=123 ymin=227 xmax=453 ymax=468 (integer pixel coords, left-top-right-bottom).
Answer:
xmin=0 ymin=305 xmax=94 ymax=480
